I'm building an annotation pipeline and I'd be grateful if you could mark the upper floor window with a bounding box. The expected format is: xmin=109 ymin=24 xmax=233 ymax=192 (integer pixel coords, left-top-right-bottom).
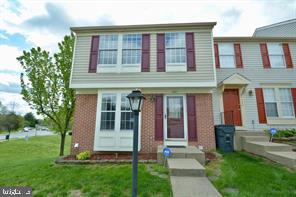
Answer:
xmin=99 ymin=35 xmax=118 ymax=65
xmin=219 ymin=43 xmax=235 ymax=68
xmin=267 ymin=43 xmax=285 ymax=68
xmin=165 ymin=32 xmax=186 ymax=64
xmin=122 ymin=34 xmax=142 ymax=65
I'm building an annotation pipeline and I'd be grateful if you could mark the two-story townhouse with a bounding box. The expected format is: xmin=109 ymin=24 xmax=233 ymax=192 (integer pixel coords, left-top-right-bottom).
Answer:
xmin=70 ymin=22 xmax=217 ymax=156
xmin=212 ymin=37 xmax=296 ymax=131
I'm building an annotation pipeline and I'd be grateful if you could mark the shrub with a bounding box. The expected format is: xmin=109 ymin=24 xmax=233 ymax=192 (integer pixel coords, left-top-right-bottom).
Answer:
xmin=265 ymin=128 xmax=296 ymax=138
xmin=76 ymin=151 xmax=91 ymax=160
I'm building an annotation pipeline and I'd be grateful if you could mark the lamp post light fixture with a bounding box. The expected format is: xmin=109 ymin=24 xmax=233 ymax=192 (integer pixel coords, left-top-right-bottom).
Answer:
xmin=127 ymin=89 xmax=145 ymax=197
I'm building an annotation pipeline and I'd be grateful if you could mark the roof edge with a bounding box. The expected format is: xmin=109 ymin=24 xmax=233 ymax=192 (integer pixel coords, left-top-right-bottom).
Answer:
xmin=253 ymin=18 xmax=296 ymax=36
xmin=214 ymin=36 xmax=296 ymax=42
xmin=70 ymin=22 xmax=217 ymax=33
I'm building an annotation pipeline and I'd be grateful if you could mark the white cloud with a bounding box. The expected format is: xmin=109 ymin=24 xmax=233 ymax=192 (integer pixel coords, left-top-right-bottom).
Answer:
xmin=0 ymin=91 xmax=31 ymax=115
xmin=0 ymin=73 xmax=20 ymax=86
xmin=0 ymin=45 xmax=23 ymax=72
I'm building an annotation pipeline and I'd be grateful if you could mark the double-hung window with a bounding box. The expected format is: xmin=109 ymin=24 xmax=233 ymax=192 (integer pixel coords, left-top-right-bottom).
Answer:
xmin=263 ymin=88 xmax=295 ymax=118
xmin=120 ymin=94 xmax=134 ymax=130
xmin=165 ymin=32 xmax=186 ymax=65
xmin=279 ymin=88 xmax=294 ymax=117
xmin=99 ymin=35 xmax=118 ymax=65
xmin=263 ymin=88 xmax=278 ymax=117
xmin=122 ymin=34 xmax=142 ymax=65
xmin=219 ymin=43 xmax=235 ymax=68
xmin=100 ymin=94 xmax=116 ymax=130
xmin=100 ymin=93 xmax=134 ymax=132
xmin=267 ymin=43 xmax=285 ymax=68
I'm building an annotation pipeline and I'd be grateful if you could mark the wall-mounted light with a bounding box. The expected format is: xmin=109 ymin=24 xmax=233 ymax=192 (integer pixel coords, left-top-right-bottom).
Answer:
xmin=248 ymin=89 xmax=253 ymax=96
xmin=149 ymin=95 xmax=156 ymax=102
xmin=74 ymin=143 xmax=79 ymax=148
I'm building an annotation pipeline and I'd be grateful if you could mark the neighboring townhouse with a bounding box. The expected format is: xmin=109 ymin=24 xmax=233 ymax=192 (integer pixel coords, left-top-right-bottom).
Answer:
xmin=69 ymin=21 xmax=296 ymax=156
xmin=70 ymin=22 xmax=217 ymax=155
xmin=212 ymin=37 xmax=296 ymax=131
xmin=253 ymin=19 xmax=296 ymax=37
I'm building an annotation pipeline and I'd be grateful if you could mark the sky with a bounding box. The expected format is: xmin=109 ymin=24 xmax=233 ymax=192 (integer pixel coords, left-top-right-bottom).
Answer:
xmin=0 ymin=0 xmax=295 ymax=115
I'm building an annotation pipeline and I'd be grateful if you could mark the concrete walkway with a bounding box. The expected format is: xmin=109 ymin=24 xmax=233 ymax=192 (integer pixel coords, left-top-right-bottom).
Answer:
xmin=158 ymin=146 xmax=221 ymax=197
xmin=170 ymin=176 xmax=221 ymax=197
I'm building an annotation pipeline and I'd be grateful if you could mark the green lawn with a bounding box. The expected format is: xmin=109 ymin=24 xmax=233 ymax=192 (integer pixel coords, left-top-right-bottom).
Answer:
xmin=0 ymin=136 xmax=171 ymax=197
xmin=206 ymin=152 xmax=296 ymax=197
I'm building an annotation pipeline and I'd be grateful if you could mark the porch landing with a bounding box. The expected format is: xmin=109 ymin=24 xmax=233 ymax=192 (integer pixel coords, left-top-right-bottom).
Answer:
xmin=157 ymin=145 xmax=205 ymax=165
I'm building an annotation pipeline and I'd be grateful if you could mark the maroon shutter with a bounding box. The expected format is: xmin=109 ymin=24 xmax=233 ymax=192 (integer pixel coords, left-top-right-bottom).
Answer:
xmin=234 ymin=43 xmax=243 ymax=68
xmin=291 ymin=88 xmax=296 ymax=116
xmin=155 ymin=95 xmax=164 ymax=140
xmin=282 ymin=43 xmax=293 ymax=68
xmin=187 ymin=94 xmax=197 ymax=141
xmin=260 ymin=43 xmax=271 ymax=69
xmin=157 ymin=33 xmax=166 ymax=72
xmin=141 ymin=34 xmax=150 ymax=72
xmin=255 ymin=88 xmax=267 ymax=124
xmin=214 ymin=43 xmax=220 ymax=68
xmin=186 ymin=32 xmax=196 ymax=71
xmin=88 ymin=35 xmax=99 ymax=73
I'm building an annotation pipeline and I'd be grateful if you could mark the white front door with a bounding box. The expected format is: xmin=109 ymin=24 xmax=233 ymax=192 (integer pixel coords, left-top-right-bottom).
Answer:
xmin=94 ymin=91 xmax=141 ymax=151
xmin=164 ymin=95 xmax=188 ymax=146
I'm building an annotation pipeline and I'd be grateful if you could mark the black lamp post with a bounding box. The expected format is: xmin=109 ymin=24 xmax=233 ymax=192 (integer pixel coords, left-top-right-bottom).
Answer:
xmin=127 ymin=89 xmax=145 ymax=197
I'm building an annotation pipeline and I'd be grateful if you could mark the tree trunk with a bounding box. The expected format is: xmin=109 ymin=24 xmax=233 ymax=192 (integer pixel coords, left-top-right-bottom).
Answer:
xmin=59 ymin=133 xmax=66 ymax=156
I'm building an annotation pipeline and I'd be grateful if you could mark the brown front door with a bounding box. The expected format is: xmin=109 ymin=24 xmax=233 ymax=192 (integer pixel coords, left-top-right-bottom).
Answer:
xmin=223 ymin=89 xmax=242 ymax=126
xmin=166 ymin=96 xmax=184 ymax=138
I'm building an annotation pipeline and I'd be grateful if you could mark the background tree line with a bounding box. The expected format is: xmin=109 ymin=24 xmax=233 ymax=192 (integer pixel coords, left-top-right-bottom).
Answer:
xmin=0 ymin=101 xmax=39 ymax=134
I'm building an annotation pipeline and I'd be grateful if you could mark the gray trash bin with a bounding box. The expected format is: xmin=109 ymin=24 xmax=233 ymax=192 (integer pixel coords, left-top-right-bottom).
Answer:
xmin=215 ymin=125 xmax=235 ymax=152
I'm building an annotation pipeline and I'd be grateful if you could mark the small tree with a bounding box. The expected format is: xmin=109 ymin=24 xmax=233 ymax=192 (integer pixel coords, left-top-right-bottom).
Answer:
xmin=0 ymin=113 xmax=23 ymax=134
xmin=0 ymin=101 xmax=8 ymax=115
xmin=17 ymin=34 xmax=75 ymax=156
xmin=24 ymin=112 xmax=38 ymax=127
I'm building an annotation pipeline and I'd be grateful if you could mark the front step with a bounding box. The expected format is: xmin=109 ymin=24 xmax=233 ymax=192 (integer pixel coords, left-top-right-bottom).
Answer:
xmin=242 ymin=141 xmax=292 ymax=157
xmin=167 ymin=158 xmax=205 ymax=177
xmin=241 ymin=136 xmax=269 ymax=142
xmin=157 ymin=146 xmax=205 ymax=165
xmin=266 ymin=151 xmax=296 ymax=170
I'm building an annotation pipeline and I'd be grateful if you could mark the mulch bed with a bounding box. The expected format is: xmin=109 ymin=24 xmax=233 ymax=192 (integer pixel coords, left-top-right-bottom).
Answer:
xmin=56 ymin=153 xmax=157 ymax=165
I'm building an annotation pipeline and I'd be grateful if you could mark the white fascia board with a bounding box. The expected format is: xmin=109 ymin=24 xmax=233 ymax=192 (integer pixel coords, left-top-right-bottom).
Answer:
xmin=70 ymin=81 xmax=217 ymax=89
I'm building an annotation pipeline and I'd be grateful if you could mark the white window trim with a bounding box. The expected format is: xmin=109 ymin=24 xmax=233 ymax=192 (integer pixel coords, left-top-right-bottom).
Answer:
xmin=263 ymin=87 xmax=295 ymax=119
xmin=163 ymin=94 xmax=188 ymax=147
xmin=267 ymin=43 xmax=286 ymax=69
xmin=278 ymin=88 xmax=295 ymax=118
xmin=218 ymin=43 xmax=236 ymax=68
xmin=93 ymin=90 xmax=141 ymax=151
xmin=97 ymin=34 xmax=141 ymax=73
xmin=165 ymin=32 xmax=187 ymax=72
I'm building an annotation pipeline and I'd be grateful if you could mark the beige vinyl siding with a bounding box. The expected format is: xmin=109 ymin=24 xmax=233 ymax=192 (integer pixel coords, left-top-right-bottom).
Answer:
xmin=213 ymin=41 xmax=296 ymax=130
xmin=70 ymin=30 xmax=216 ymax=88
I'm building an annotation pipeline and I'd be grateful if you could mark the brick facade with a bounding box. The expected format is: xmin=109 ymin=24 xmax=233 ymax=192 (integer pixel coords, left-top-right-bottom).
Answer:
xmin=188 ymin=94 xmax=216 ymax=151
xmin=70 ymin=93 xmax=216 ymax=155
xmin=140 ymin=95 xmax=163 ymax=154
xmin=71 ymin=94 xmax=97 ymax=155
